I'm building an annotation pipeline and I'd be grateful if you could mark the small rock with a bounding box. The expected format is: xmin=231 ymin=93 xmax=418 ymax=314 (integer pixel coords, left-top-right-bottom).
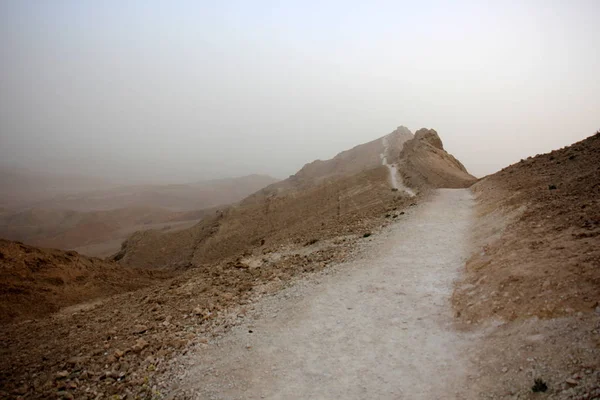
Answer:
xmin=114 ymin=349 xmax=124 ymax=358
xmin=131 ymin=338 xmax=149 ymax=353
xmin=55 ymin=371 xmax=69 ymax=380
xmin=132 ymin=325 xmax=149 ymax=334
xmin=66 ymin=356 xmax=87 ymax=366
xmin=502 ymin=367 xmax=508 ymax=373
xmin=56 ymin=391 xmax=74 ymax=400
xmin=566 ymin=378 xmax=578 ymax=386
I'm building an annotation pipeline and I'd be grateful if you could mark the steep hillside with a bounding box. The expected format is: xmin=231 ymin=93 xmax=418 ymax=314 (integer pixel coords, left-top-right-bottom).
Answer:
xmin=114 ymin=127 xmax=475 ymax=269
xmin=0 ymin=239 xmax=168 ymax=323
xmin=398 ymin=128 xmax=477 ymax=189
xmin=452 ymin=131 xmax=600 ymax=398
xmin=248 ymin=126 xmax=413 ymax=198
xmin=115 ymin=166 xmax=406 ymax=269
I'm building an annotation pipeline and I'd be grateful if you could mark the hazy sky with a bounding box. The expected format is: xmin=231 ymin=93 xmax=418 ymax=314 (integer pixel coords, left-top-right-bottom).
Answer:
xmin=1 ymin=1 xmax=598 ymax=183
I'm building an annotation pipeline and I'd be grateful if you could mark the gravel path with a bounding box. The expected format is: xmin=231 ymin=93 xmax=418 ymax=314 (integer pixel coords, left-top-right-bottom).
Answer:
xmin=168 ymin=189 xmax=476 ymax=399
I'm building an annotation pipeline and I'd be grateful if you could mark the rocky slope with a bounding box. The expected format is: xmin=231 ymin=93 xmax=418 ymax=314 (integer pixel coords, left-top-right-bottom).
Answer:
xmin=399 ymin=128 xmax=477 ymax=189
xmin=0 ymin=239 xmax=170 ymax=324
xmin=453 ymin=131 xmax=600 ymax=398
xmin=113 ymin=127 xmax=473 ymax=269
xmin=248 ymin=126 xmax=413 ymax=197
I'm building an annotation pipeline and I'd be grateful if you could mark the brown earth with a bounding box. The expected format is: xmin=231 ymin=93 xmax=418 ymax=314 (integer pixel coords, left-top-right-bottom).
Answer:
xmin=453 ymin=131 xmax=600 ymax=324
xmin=0 ymin=240 xmax=171 ymax=324
xmin=453 ymin=131 xmax=600 ymax=398
xmin=0 ymin=127 xmax=476 ymax=399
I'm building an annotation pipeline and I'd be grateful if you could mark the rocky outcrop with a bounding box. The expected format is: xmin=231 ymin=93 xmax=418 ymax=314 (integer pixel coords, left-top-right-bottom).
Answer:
xmin=397 ymin=128 xmax=477 ymax=189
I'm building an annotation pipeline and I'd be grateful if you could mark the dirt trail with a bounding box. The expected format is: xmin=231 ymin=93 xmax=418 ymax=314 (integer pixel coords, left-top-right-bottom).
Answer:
xmin=381 ymin=134 xmax=415 ymax=196
xmin=168 ymin=189 xmax=476 ymax=399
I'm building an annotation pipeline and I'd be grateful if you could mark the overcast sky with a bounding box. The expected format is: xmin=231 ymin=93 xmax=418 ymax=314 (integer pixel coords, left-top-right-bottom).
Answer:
xmin=1 ymin=1 xmax=598 ymax=183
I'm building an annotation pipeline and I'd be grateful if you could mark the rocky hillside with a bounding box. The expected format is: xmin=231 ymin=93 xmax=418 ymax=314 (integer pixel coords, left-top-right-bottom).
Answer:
xmin=114 ymin=127 xmax=475 ymax=269
xmin=247 ymin=126 xmax=413 ymax=198
xmin=0 ymin=239 xmax=169 ymax=323
xmin=452 ymin=131 xmax=600 ymax=398
xmin=398 ymin=128 xmax=477 ymax=189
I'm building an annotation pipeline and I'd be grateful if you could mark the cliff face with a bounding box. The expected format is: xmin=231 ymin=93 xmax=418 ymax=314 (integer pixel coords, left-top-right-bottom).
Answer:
xmin=397 ymin=128 xmax=477 ymax=189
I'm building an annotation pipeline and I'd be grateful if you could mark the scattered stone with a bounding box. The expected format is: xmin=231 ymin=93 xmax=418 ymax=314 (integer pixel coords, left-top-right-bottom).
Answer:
xmin=566 ymin=378 xmax=578 ymax=386
xmin=131 ymin=338 xmax=149 ymax=353
xmin=132 ymin=325 xmax=149 ymax=334
xmin=56 ymin=391 xmax=74 ymax=399
xmin=66 ymin=356 xmax=87 ymax=366
xmin=55 ymin=371 xmax=69 ymax=380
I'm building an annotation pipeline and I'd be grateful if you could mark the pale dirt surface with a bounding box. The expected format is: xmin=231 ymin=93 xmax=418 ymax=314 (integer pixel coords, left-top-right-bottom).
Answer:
xmin=381 ymin=134 xmax=416 ymax=197
xmin=166 ymin=189 xmax=478 ymax=399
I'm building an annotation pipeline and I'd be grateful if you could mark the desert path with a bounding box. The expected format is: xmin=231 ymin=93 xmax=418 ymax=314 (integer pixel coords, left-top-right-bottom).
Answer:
xmin=169 ymin=189 xmax=476 ymax=399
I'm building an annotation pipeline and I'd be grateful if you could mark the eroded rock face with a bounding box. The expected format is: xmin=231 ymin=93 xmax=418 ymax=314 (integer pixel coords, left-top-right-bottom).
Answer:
xmin=414 ymin=128 xmax=444 ymax=150
xmin=397 ymin=128 xmax=477 ymax=189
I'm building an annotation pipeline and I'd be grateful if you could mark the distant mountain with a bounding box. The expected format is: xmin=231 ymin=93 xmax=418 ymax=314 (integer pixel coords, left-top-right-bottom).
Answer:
xmin=27 ymin=174 xmax=280 ymax=212
xmin=0 ymin=206 xmax=209 ymax=255
xmin=0 ymin=173 xmax=279 ymax=256
xmin=0 ymin=166 xmax=116 ymax=209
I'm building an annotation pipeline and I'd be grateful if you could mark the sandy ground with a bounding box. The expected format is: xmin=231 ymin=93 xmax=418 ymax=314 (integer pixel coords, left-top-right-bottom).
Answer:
xmin=166 ymin=189 xmax=477 ymax=399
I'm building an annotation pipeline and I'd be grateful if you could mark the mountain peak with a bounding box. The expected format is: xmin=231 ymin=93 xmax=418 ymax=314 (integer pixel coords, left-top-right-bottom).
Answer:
xmin=414 ymin=128 xmax=444 ymax=150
